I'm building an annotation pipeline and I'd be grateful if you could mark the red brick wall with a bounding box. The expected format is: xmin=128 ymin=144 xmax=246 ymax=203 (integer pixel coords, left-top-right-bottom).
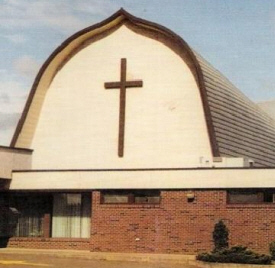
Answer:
xmin=6 ymin=190 xmax=275 ymax=254
xmin=7 ymin=238 xmax=90 ymax=250
xmin=91 ymin=190 xmax=275 ymax=254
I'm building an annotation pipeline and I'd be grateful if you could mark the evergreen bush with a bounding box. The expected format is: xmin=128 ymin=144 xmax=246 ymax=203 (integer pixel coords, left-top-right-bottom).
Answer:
xmin=197 ymin=246 xmax=272 ymax=265
xmin=196 ymin=221 xmax=272 ymax=265
xmin=213 ymin=220 xmax=229 ymax=251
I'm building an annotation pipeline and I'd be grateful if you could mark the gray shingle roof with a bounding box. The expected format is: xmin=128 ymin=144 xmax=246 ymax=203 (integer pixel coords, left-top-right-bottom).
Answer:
xmin=194 ymin=52 xmax=275 ymax=166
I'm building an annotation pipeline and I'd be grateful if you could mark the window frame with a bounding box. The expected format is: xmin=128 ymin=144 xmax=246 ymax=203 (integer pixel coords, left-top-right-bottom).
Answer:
xmin=51 ymin=192 xmax=91 ymax=238
xmin=8 ymin=193 xmax=52 ymax=238
xmin=227 ymin=189 xmax=274 ymax=205
xmin=8 ymin=192 xmax=91 ymax=239
xmin=100 ymin=190 xmax=161 ymax=205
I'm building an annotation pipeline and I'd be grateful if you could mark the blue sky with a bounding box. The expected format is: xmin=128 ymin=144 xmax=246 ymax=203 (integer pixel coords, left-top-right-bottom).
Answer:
xmin=1 ymin=0 xmax=275 ymax=145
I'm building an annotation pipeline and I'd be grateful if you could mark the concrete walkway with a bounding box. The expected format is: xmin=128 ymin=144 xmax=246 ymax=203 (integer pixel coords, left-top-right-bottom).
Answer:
xmin=0 ymin=248 xmax=195 ymax=263
xmin=0 ymin=248 xmax=274 ymax=268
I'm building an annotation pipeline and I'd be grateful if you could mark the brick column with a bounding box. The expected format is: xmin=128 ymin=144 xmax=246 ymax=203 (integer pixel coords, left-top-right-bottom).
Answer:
xmin=43 ymin=213 xmax=51 ymax=238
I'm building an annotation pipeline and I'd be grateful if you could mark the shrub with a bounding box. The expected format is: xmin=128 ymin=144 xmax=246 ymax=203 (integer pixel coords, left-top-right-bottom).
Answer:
xmin=197 ymin=221 xmax=272 ymax=265
xmin=269 ymin=241 xmax=275 ymax=260
xmin=197 ymin=245 xmax=272 ymax=265
xmin=213 ymin=220 xmax=229 ymax=251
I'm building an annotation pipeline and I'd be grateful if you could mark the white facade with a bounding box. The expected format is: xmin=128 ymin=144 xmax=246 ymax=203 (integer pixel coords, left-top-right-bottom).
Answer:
xmin=23 ymin=25 xmax=213 ymax=169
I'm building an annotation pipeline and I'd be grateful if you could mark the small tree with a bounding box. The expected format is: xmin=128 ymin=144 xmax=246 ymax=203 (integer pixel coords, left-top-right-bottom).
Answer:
xmin=213 ymin=220 xmax=229 ymax=251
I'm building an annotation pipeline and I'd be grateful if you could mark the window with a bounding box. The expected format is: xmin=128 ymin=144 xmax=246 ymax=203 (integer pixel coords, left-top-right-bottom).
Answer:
xmin=8 ymin=193 xmax=91 ymax=239
xmin=101 ymin=190 xmax=160 ymax=204
xmin=227 ymin=190 xmax=274 ymax=204
xmin=52 ymin=193 xmax=91 ymax=238
xmin=0 ymin=195 xmax=8 ymax=237
xmin=9 ymin=194 xmax=50 ymax=237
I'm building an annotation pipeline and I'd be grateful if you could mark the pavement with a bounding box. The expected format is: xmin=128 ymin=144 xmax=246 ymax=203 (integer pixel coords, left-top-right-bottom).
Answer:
xmin=0 ymin=248 xmax=274 ymax=268
xmin=0 ymin=248 xmax=198 ymax=268
xmin=0 ymin=254 xmax=197 ymax=268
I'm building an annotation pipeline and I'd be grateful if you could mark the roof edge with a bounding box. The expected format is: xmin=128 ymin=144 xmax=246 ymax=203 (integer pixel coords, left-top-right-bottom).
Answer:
xmin=12 ymin=166 xmax=275 ymax=173
xmin=0 ymin=145 xmax=33 ymax=153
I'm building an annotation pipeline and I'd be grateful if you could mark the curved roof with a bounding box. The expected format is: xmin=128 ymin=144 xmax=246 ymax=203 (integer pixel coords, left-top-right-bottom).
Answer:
xmin=195 ymin=52 xmax=275 ymax=166
xmin=11 ymin=9 xmax=275 ymax=167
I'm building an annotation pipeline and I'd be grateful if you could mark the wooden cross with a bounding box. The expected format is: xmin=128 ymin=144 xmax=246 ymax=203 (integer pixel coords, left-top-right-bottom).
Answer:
xmin=105 ymin=58 xmax=143 ymax=157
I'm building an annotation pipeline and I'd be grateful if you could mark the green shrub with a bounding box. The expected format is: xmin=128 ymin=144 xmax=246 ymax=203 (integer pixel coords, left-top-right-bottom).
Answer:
xmin=197 ymin=245 xmax=272 ymax=265
xmin=269 ymin=241 xmax=275 ymax=260
xmin=213 ymin=220 xmax=229 ymax=251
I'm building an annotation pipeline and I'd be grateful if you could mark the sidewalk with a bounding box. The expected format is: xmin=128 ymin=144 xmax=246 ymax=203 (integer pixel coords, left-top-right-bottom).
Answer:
xmin=0 ymin=248 xmax=274 ymax=268
xmin=0 ymin=248 xmax=195 ymax=263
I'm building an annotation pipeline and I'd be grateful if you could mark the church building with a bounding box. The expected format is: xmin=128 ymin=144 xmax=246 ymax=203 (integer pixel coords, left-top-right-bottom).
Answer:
xmin=1 ymin=9 xmax=275 ymax=254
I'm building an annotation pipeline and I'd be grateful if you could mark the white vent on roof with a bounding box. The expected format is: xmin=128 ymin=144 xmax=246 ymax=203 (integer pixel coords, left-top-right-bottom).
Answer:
xmin=213 ymin=157 xmax=254 ymax=168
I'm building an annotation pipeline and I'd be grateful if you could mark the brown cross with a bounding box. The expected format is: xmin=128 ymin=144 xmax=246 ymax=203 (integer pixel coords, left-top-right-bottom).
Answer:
xmin=105 ymin=58 xmax=143 ymax=157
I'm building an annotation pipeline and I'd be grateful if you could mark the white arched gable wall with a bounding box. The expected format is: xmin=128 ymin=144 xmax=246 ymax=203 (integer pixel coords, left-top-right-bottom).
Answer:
xmin=29 ymin=25 xmax=212 ymax=169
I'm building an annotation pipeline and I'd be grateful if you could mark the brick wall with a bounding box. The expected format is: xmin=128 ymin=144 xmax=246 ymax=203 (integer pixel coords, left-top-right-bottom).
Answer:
xmin=91 ymin=190 xmax=275 ymax=254
xmin=5 ymin=190 xmax=275 ymax=254
xmin=7 ymin=238 xmax=90 ymax=250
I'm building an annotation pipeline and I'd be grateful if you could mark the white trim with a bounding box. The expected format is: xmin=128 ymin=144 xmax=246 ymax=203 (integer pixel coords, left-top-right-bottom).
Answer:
xmin=9 ymin=168 xmax=275 ymax=190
